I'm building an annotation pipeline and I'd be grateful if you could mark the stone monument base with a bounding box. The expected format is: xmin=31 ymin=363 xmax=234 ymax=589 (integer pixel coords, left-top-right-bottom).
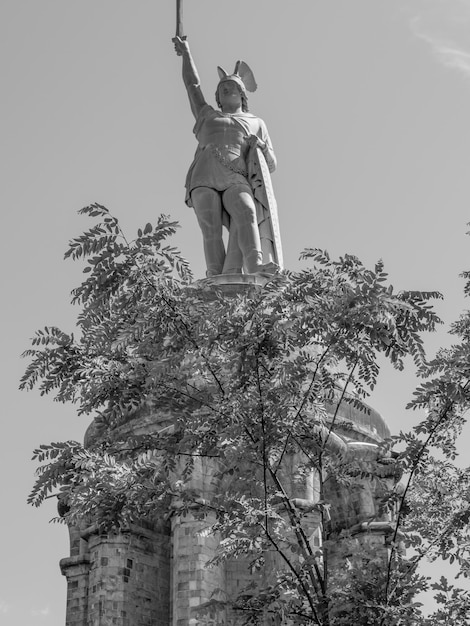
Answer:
xmin=192 ymin=272 xmax=277 ymax=296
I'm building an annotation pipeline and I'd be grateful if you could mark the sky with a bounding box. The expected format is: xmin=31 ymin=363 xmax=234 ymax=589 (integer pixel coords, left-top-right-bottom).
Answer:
xmin=1 ymin=0 xmax=470 ymax=623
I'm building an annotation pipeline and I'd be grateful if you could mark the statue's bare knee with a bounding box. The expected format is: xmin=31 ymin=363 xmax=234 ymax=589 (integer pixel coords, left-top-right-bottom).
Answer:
xmin=191 ymin=187 xmax=225 ymax=276
xmin=192 ymin=187 xmax=223 ymax=239
xmin=222 ymin=185 xmax=257 ymax=225
xmin=223 ymin=185 xmax=261 ymax=271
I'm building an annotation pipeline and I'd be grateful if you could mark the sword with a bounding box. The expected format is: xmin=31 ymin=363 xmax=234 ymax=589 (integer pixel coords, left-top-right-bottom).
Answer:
xmin=176 ymin=0 xmax=186 ymax=41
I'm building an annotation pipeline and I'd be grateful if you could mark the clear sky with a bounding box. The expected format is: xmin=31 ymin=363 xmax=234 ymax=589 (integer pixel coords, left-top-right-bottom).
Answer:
xmin=2 ymin=1 xmax=470 ymax=623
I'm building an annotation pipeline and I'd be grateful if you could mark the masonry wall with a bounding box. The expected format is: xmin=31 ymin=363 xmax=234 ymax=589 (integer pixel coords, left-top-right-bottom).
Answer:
xmin=61 ymin=523 xmax=170 ymax=626
xmin=61 ymin=346 xmax=395 ymax=626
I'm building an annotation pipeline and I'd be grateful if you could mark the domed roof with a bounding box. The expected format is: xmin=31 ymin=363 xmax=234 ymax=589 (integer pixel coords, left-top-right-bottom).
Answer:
xmin=326 ymin=397 xmax=390 ymax=443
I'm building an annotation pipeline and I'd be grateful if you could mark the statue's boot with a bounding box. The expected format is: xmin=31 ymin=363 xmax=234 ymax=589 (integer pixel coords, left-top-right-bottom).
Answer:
xmin=253 ymin=261 xmax=280 ymax=275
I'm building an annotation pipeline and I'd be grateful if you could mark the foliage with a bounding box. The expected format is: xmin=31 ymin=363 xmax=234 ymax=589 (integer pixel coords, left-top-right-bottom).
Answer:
xmin=424 ymin=577 xmax=470 ymax=625
xmin=21 ymin=205 xmax=470 ymax=624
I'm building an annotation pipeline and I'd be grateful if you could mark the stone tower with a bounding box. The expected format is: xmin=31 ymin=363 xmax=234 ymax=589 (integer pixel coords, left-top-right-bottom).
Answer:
xmin=59 ymin=276 xmax=398 ymax=626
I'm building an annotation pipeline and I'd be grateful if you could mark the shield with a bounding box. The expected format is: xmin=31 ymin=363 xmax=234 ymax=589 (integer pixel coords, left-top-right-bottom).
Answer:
xmin=247 ymin=145 xmax=284 ymax=268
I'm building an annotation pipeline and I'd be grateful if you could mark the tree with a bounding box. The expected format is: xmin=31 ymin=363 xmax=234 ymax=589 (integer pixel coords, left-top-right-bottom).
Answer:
xmin=21 ymin=204 xmax=470 ymax=624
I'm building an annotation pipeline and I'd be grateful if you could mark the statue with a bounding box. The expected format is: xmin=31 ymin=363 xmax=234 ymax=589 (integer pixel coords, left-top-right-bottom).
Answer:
xmin=173 ymin=36 xmax=283 ymax=277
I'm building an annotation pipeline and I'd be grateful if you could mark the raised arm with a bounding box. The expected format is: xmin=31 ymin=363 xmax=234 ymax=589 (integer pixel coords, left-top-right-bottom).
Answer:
xmin=173 ymin=37 xmax=206 ymax=119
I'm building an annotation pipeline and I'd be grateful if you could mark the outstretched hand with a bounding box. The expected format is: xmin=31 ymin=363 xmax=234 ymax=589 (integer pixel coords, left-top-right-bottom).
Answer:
xmin=173 ymin=36 xmax=189 ymax=56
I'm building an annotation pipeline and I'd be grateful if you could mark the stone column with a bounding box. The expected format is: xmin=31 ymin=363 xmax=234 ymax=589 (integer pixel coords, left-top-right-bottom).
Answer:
xmin=60 ymin=549 xmax=91 ymax=626
xmin=83 ymin=523 xmax=170 ymax=626
xmin=169 ymin=453 xmax=226 ymax=625
xmin=171 ymin=508 xmax=225 ymax=626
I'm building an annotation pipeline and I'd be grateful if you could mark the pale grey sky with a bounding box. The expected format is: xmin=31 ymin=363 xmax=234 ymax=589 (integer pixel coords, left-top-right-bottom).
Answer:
xmin=2 ymin=1 xmax=470 ymax=623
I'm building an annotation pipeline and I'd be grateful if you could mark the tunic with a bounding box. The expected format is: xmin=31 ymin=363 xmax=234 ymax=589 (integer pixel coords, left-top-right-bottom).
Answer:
xmin=185 ymin=104 xmax=276 ymax=206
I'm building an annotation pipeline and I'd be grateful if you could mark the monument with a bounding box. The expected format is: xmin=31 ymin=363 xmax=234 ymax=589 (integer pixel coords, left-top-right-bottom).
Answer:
xmin=55 ymin=6 xmax=400 ymax=625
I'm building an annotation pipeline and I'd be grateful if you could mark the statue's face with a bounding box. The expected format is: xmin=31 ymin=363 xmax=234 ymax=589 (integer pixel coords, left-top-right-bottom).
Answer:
xmin=218 ymin=80 xmax=242 ymax=109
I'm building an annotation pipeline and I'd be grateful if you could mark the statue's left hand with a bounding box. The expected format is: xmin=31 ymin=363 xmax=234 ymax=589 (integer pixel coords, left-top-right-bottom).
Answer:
xmin=247 ymin=135 xmax=267 ymax=151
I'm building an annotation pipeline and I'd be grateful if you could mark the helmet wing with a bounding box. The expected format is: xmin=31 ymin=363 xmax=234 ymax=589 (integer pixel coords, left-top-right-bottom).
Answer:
xmin=237 ymin=60 xmax=257 ymax=92
xmin=217 ymin=66 xmax=228 ymax=80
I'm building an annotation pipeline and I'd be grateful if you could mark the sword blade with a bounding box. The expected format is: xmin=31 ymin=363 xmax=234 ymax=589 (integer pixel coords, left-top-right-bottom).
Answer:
xmin=176 ymin=0 xmax=184 ymax=38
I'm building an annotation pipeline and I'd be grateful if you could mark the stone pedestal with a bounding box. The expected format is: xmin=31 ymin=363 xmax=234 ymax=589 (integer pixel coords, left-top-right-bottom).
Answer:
xmin=59 ymin=276 xmax=397 ymax=625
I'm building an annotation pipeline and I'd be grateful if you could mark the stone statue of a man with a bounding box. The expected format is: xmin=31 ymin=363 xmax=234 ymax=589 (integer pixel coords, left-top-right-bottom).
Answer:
xmin=174 ymin=37 xmax=282 ymax=277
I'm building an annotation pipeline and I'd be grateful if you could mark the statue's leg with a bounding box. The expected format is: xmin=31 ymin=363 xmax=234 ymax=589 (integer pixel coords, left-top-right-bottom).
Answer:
xmin=223 ymin=224 xmax=243 ymax=274
xmin=191 ymin=187 xmax=225 ymax=277
xmin=222 ymin=185 xmax=264 ymax=274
